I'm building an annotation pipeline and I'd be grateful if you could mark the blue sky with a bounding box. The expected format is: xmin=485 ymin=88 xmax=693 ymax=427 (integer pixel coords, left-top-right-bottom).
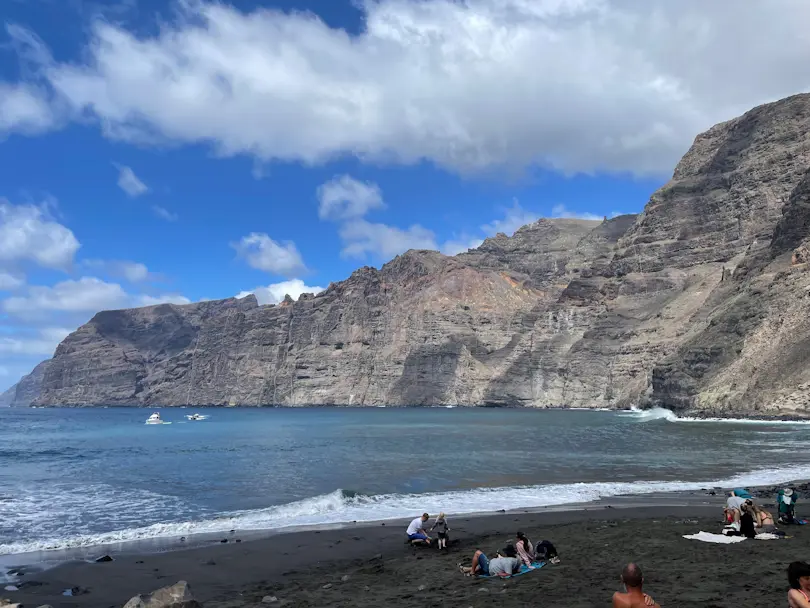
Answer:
xmin=1 ymin=0 xmax=808 ymax=391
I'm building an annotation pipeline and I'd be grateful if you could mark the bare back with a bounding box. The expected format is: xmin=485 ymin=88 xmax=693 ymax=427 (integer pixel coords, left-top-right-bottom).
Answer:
xmin=613 ymin=591 xmax=660 ymax=608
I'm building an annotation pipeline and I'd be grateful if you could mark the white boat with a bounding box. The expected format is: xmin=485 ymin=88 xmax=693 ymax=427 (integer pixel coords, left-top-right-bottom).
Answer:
xmin=185 ymin=413 xmax=208 ymax=421
xmin=145 ymin=412 xmax=170 ymax=425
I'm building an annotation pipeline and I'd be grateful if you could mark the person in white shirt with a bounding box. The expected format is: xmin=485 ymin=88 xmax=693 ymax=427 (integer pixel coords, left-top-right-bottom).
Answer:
xmin=406 ymin=513 xmax=431 ymax=545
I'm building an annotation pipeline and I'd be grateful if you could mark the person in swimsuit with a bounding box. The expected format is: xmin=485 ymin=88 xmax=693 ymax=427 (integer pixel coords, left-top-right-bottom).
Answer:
xmin=612 ymin=563 xmax=659 ymax=608
xmin=788 ymin=561 xmax=810 ymax=607
xmin=751 ymin=503 xmax=776 ymax=529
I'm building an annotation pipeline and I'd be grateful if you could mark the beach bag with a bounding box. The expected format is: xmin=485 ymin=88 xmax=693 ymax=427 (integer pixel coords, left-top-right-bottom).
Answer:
xmin=534 ymin=540 xmax=558 ymax=561
xmin=740 ymin=513 xmax=757 ymax=538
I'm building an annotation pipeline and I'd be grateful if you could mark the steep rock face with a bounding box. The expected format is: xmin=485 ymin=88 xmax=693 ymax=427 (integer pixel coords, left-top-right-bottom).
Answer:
xmin=649 ymin=166 xmax=810 ymax=415
xmin=11 ymin=93 xmax=810 ymax=414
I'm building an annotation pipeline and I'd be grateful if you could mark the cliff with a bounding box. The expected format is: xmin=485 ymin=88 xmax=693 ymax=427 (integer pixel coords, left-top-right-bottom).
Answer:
xmin=9 ymin=93 xmax=810 ymax=415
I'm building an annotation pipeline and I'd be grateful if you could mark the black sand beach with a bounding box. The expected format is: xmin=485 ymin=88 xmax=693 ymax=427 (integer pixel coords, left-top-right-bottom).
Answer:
xmin=4 ymin=494 xmax=809 ymax=608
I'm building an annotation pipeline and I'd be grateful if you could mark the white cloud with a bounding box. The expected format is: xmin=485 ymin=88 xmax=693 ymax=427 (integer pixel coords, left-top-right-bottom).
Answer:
xmin=0 ymin=82 xmax=56 ymax=135
xmin=236 ymin=279 xmax=325 ymax=305
xmin=152 ymin=205 xmax=178 ymax=222
xmin=0 ymin=200 xmax=80 ymax=269
xmin=231 ymin=232 xmax=308 ymax=277
xmin=340 ymin=219 xmax=438 ymax=260
xmin=2 ymin=277 xmax=129 ymax=316
xmin=1 ymin=276 xmax=189 ymax=318
xmin=550 ymin=204 xmax=603 ymax=221
xmin=0 ymin=327 xmax=71 ymax=356
xmin=0 ymin=272 xmax=24 ymax=291
xmin=136 ymin=293 xmax=191 ymax=306
xmin=83 ymin=259 xmax=151 ymax=282
xmin=9 ymin=0 xmax=809 ymax=175
xmin=481 ymin=202 xmax=540 ymax=236
xmin=317 ymin=175 xmax=384 ymax=221
xmin=115 ymin=164 xmax=149 ymax=197
xmin=441 ymin=237 xmax=484 ymax=256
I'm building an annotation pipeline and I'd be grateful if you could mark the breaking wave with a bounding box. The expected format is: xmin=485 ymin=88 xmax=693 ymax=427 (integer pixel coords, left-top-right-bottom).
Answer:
xmin=620 ymin=407 xmax=810 ymax=425
xmin=2 ymin=465 xmax=808 ymax=556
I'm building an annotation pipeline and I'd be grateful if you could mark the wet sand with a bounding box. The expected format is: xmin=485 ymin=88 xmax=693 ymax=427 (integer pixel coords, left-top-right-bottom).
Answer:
xmin=4 ymin=495 xmax=808 ymax=608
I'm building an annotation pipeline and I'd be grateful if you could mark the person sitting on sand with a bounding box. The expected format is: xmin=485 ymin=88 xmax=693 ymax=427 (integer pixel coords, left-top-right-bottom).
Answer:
xmin=431 ymin=512 xmax=450 ymax=550
xmin=515 ymin=531 xmax=535 ymax=568
xmin=459 ymin=544 xmax=522 ymax=577
xmin=612 ymin=563 xmax=659 ymax=608
xmin=406 ymin=513 xmax=431 ymax=545
xmin=787 ymin=561 xmax=810 ymax=607
xmin=750 ymin=503 xmax=777 ymax=530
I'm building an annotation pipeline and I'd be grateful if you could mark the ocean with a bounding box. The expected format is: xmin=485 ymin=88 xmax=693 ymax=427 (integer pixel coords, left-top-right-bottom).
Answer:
xmin=1 ymin=407 xmax=809 ymax=559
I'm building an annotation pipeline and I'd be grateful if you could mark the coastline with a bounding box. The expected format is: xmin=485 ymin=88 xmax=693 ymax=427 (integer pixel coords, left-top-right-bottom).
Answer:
xmin=21 ymin=403 xmax=810 ymax=422
xmin=4 ymin=493 xmax=805 ymax=608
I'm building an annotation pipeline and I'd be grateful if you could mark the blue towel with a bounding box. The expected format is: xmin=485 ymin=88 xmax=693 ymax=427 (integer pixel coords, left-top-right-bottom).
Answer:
xmin=477 ymin=561 xmax=546 ymax=579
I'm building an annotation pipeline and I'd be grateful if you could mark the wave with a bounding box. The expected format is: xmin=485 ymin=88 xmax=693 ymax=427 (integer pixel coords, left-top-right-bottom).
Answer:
xmin=619 ymin=407 xmax=810 ymax=425
xmin=2 ymin=465 xmax=808 ymax=557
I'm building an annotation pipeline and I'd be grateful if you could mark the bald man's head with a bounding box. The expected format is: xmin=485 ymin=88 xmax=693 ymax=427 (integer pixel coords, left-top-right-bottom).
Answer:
xmin=621 ymin=563 xmax=644 ymax=588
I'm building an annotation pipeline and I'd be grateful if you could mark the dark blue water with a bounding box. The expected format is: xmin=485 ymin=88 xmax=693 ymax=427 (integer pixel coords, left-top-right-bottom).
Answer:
xmin=1 ymin=407 xmax=808 ymax=555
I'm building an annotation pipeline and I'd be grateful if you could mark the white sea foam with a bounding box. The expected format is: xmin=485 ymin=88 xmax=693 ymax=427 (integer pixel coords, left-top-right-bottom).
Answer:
xmin=619 ymin=407 xmax=810 ymax=425
xmin=2 ymin=465 xmax=808 ymax=557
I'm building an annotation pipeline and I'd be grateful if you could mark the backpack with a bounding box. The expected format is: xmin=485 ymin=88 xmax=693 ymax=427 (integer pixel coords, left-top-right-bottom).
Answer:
xmin=534 ymin=540 xmax=558 ymax=561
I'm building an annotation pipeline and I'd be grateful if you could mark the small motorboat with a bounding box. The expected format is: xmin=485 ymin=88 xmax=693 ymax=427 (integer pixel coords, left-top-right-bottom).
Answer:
xmin=185 ymin=413 xmax=208 ymax=421
xmin=145 ymin=412 xmax=170 ymax=425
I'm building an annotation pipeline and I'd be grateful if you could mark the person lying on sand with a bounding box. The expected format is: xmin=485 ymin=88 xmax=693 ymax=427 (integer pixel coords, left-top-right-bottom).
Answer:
xmin=612 ymin=563 xmax=659 ymax=608
xmin=788 ymin=561 xmax=810 ymax=608
xmin=406 ymin=513 xmax=432 ymax=545
xmin=459 ymin=545 xmax=522 ymax=577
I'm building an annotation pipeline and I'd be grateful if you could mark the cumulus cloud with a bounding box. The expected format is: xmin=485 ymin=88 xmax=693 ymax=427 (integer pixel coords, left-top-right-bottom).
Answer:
xmin=1 ymin=276 xmax=189 ymax=319
xmin=2 ymin=277 xmax=129 ymax=316
xmin=0 ymin=82 xmax=56 ymax=135
xmin=318 ymin=175 xmax=384 ymax=220
xmin=550 ymin=204 xmax=604 ymax=221
xmin=136 ymin=293 xmax=191 ymax=306
xmin=0 ymin=327 xmax=72 ymax=356
xmin=236 ymin=279 xmax=325 ymax=305
xmin=115 ymin=164 xmax=149 ymax=197
xmin=231 ymin=232 xmax=308 ymax=277
xmin=0 ymin=200 xmax=80 ymax=269
xmin=481 ymin=202 xmax=540 ymax=236
xmin=82 ymin=259 xmax=152 ymax=282
xmin=340 ymin=219 xmax=438 ymax=260
xmin=152 ymin=205 xmax=178 ymax=221
xmin=0 ymin=272 xmax=24 ymax=291
xmin=9 ymin=0 xmax=810 ymax=175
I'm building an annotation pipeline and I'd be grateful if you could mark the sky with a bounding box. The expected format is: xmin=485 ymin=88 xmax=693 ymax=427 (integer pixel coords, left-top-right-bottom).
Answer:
xmin=1 ymin=0 xmax=809 ymax=391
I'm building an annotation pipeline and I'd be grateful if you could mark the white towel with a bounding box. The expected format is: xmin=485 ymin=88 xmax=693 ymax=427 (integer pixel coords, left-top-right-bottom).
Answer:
xmin=754 ymin=533 xmax=782 ymax=540
xmin=683 ymin=532 xmax=747 ymax=544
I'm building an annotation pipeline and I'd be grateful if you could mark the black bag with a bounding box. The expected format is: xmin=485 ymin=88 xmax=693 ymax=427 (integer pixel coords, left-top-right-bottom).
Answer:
xmin=534 ymin=540 xmax=558 ymax=560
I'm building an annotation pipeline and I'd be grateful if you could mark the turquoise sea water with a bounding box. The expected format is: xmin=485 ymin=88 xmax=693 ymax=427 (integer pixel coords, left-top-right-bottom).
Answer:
xmin=1 ymin=406 xmax=808 ymax=556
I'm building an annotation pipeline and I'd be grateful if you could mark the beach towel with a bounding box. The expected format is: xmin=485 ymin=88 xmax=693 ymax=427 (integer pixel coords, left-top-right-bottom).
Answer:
xmin=754 ymin=533 xmax=783 ymax=540
xmin=477 ymin=561 xmax=546 ymax=579
xmin=684 ymin=531 xmax=784 ymax=543
xmin=683 ymin=532 xmax=747 ymax=544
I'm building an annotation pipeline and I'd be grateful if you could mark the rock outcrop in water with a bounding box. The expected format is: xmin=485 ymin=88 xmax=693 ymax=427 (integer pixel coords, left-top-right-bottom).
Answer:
xmin=7 ymin=93 xmax=810 ymax=416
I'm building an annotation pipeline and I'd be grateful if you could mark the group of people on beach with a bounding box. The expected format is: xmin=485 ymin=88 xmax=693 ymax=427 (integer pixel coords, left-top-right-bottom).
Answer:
xmin=723 ymin=486 xmax=800 ymax=538
xmin=406 ymin=512 xmax=559 ymax=575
